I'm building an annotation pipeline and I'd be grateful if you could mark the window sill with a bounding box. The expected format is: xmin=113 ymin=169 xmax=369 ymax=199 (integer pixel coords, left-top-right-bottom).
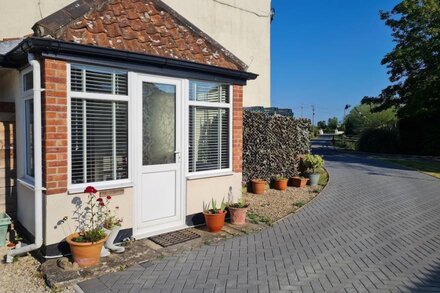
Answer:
xmin=18 ymin=178 xmax=35 ymax=191
xmin=186 ymin=171 xmax=234 ymax=180
xmin=68 ymin=181 xmax=135 ymax=194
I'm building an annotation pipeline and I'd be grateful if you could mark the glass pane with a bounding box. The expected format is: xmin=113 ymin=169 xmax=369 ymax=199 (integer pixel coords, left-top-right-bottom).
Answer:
xmin=143 ymin=82 xmax=176 ymax=165
xmin=25 ymin=99 xmax=34 ymax=177
xmin=23 ymin=71 xmax=33 ymax=92
xmin=189 ymin=81 xmax=229 ymax=103
xmin=188 ymin=106 xmax=229 ymax=172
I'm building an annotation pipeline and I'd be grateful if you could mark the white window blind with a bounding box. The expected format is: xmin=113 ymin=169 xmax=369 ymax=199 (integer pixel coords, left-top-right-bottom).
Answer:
xmin=25 ymin=99 xmax=34 ymax=178
xmin=189 ymin=81 xmax=230 ymax=173
xmin=71 ymin=65 xmax=128 ymax=95
xmin=71 ymin=98 xmax=128 ymax=184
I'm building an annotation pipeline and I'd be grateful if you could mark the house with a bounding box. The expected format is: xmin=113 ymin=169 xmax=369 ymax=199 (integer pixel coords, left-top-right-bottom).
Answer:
xmin=0 ymin=0 xmax=271 ymax=107
xmin=0 ymin=0 xmax=257 ymax=258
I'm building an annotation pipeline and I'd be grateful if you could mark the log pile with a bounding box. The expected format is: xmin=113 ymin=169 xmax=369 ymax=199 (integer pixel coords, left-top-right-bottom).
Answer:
xmin=242 ymin=110 xmax=311 ymax=183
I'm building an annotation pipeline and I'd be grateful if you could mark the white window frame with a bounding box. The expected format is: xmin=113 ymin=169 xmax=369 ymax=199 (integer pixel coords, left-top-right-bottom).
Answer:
xmin=186 ymin=82 xmax=233 ymax=178
xmin=67 ymin=63 xmax=133 ymax=193
xmin=19 ymin=66 xmax=35 ymax=185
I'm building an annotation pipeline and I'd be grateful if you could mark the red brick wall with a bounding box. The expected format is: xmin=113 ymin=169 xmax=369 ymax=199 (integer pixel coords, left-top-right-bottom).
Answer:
xmin=233 ymin=86 xmax=243 ymax=173
xmin=42 ymin=59 xmax=68 ymax=195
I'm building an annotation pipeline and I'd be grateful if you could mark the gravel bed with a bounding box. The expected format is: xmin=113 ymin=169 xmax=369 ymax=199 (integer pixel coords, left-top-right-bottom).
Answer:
xmin=0 ymin=247 xmax=74 ymax=292
xmin=243 ymin=183 xmax=325 ymax=224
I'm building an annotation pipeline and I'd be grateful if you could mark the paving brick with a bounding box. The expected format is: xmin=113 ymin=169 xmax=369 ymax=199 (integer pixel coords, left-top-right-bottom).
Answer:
xmin=77 ymin=138 xmax=440 ymax=292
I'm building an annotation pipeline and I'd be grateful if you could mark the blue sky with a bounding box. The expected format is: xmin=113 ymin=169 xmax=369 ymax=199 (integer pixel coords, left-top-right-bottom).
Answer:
xmin=271 ymin=0 xmax=400 ymax=124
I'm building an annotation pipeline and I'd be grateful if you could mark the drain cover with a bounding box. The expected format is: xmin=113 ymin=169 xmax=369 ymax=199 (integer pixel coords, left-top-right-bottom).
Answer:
xmin=149 ymin=229 xmax=201 ymax=247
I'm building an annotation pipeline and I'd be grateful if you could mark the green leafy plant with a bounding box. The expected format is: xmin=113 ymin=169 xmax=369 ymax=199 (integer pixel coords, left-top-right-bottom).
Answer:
xmin=274 ymin=175 xmax=287 ymax=181
xmin=228 ymin=197 xmax=249 ymax=209
xmin=303 ymin=154 xmax=325 ymax=174
xmin=72 ymin=186 xmax=118 ymax=243
xmin=294 ymin=200 xmax=306 ymax=208
xmin=203 ymin=198 xmax=226 ymax=214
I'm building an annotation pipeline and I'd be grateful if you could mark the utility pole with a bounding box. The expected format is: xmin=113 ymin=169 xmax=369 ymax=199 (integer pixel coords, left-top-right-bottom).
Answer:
xmin=311 ymin=105 xmax=315 ymax=127
xmin=301 ymin=103 xmax=304 ymax=118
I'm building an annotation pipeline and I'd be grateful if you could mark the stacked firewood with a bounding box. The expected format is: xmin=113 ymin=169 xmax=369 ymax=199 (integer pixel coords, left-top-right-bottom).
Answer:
xmin=242 ymin=110 xmax=311 ymax=183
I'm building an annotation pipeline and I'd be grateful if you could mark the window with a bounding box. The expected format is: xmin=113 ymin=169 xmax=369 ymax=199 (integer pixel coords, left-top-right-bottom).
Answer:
xmin=70 ymin=64 xmax=129 ymax=186
xmin=23 ymin=71 xmax=33 ymax=92
xmin=188 ymin=81 xmax=231 ymax=173
xmin=71 ymin=65 xmax=128 ymax=95
xmin=70 ymin=99 xmax=128 ymax=184
xmin=25 ymin=99 xmax=34 ymax=178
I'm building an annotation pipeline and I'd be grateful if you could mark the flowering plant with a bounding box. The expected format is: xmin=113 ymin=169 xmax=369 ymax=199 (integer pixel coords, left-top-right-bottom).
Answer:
xmin=72 ymin=186 xmax=109 ymax=243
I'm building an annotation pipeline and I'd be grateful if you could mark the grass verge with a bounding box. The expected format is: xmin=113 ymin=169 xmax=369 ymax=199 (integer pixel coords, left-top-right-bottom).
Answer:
xmin=384 ymin=159 xmax=440 ymax=179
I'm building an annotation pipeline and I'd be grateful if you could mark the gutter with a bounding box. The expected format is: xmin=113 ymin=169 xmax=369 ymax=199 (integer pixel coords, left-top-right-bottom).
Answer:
xmin=19 ymin=38 xmax=258 ymax=82
xmin=6 ymin=54 xmax=44 ymax=263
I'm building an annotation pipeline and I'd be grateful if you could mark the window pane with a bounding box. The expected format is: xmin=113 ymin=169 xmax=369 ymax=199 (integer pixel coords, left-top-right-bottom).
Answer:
xmin=23 ymin=71 xmax=33 ymax=92
xmin=71 ymin=98 xmax=128 ymax=184
xmin=70 ymin=65 xmax=128 ymax=95
xmin=189 ymin=81 xmax=229 ymax=103
xmin=189 ymin=107 xmax=229 ymax=172
xmin=142 ymin=82 xmax=176 ymax=165
xmin=25 ymin=99 xmax=34 ymax=177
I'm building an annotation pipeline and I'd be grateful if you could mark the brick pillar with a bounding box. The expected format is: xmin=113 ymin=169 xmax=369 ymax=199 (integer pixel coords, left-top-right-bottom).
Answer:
xmin=42 ymin=59 xmax=68 ymax=195
xmin=232 ymin=85 xmax=243 ymax=172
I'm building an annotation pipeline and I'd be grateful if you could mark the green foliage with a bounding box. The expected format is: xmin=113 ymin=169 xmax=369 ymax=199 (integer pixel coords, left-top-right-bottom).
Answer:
xmin=303 ymin=154 xmax=325 ymax=174
xmin=204 ymin=198 xmax=226 ymax=214
xmin=274 ymin=174 xmax=287 ymax=181
xmin=362 ymin=0 xmax=440 ymax=119
xmin=247 ymin=212 xmax=273 ymax=226
xmin=344 ymin=104 xmax=397 ymax=135
xmin=229 ymin=197 xmax=249 ymax=209
xmin=73 ymin=228 xmax=107 ymax=243
xmin=317 ymin=120 xmax=327 ymax=130
xmin=327 ymin=117 xmax=339 ymax=130
xmin=293 ymin=200 xmax=306 ymax=208
xmin=358 ymin=128 xmax=400 ymax=153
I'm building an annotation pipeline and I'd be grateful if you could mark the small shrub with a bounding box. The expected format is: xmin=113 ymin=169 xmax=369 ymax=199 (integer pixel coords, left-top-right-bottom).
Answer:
xmin=294 ymin=200 xmax=306 ymax=208
xmin=358 ymin=128 xmax=399 ymax=153
xmin=303 ymin=154 xmax=325 ymax=173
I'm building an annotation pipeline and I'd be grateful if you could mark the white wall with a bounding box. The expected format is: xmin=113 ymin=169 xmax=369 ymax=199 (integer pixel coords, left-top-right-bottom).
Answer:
xmin=0 ymin=0 xmax=271 ymax=107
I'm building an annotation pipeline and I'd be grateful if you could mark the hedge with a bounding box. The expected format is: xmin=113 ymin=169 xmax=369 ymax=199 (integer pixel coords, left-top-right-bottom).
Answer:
xmin=242 ymin=110 xmax=311 ymax=183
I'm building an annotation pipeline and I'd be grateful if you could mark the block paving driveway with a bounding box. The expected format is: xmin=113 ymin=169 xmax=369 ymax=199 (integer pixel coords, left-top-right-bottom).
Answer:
xmin=77 ymin=139 xmax=440 ymax=292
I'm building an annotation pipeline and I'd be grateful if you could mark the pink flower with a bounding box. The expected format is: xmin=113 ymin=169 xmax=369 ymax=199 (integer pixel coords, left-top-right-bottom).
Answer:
xmin=84 ymin=186 xmax=97 ymax=194
xmin=96 ymin=198 xmax=103 ymax=202
xmin=106 ymin=196 xmax=112 ymax=200
xmin=99 ymin=202 xmax=105 ymax=207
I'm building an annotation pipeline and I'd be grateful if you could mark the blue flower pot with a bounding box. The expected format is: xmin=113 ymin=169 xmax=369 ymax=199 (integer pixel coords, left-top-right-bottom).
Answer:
xmin=309 ymin=173 xmax=320 ymax=187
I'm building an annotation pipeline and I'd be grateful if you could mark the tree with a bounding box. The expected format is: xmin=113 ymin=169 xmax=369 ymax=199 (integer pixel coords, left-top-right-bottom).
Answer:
xmin=327 ymin=117 xmax=339 ymax=130
xmin=344 ymin=104 xmax=397 ymax=135
xmin=317 ymin=121 xmax=327 ymax=130
xmin=362 ymin=0 xmax=440 ymax=119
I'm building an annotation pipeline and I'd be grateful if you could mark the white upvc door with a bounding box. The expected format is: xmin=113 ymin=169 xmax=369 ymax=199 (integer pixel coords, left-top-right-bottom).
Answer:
xmin=132 ymin=74 xmax=185 ymax=239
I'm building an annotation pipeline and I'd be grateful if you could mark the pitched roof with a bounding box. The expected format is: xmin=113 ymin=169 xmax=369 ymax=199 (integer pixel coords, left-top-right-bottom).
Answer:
xmin=32 ymin=0 xmax=247 ymax=71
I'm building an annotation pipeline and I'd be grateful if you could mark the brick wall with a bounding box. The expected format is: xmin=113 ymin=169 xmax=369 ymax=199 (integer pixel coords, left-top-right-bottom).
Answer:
xmin=232 ymin=85 xmax=243 ymax=173
xmin=42 ymin=59 xmax=68 ymax=195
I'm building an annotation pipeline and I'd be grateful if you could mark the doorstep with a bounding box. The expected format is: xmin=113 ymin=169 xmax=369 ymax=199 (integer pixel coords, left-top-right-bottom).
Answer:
xmin=42 ymin=222 xmax=265 ymax=289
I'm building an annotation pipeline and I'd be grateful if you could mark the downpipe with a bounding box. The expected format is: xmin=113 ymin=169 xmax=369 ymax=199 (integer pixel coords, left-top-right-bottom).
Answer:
xmin=6 ymin=54 xmax=44 ymax=263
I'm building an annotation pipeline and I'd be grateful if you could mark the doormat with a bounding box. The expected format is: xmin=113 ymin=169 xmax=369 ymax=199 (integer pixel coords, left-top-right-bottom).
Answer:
xmin=148 ymin=229 xmax=201 ymax=247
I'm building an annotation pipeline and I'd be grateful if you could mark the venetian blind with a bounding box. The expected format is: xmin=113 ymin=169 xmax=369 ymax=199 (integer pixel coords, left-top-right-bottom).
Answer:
xmin=71 ymin=99 xmax=128 ymax=184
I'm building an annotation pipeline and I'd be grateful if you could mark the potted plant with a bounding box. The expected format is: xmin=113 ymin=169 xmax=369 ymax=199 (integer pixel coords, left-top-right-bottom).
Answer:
xmin=102 ymin=209 xmax=125 ymax=254
xmin=274 ymin=175 xmax=288 ymax=191
xmin=66 ymin=186 xmax=109 ymax=267
xmin=203 ymin=198 xmax=227 ymax=233
xmin=251 ymin=179 xmax=266 ymax=194
xmin=291 ymin=176 xmax=309 ymax=188
xmin=303 ymin=154 xmax=324 ymax=187
xmin=228 ymin=197 xmax=249 ymax=225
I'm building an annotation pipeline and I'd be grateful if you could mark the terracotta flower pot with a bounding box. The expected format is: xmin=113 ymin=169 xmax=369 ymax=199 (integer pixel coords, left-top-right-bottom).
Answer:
xmin=203 ymin=211 xmax=226 ymax=233
xmin=274 ymin=179 xmax=288 ymax=191
xmin=291 ymin=176 xmax=309 ymax=188
xmin=229 ymin=207 xmax=248 ymax=225
xmin=251 ymin=179 xmax=266 ymax=194
xmin=66 ymin=233 xmax=108 ymax=267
